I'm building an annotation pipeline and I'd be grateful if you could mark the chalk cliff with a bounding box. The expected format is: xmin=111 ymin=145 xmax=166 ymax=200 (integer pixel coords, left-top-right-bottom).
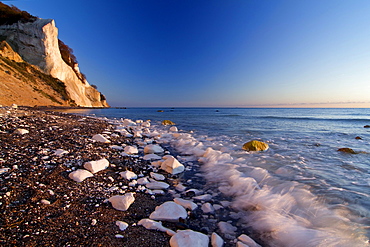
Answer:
xmin=0 ymin=16 xmax=108 ymax=107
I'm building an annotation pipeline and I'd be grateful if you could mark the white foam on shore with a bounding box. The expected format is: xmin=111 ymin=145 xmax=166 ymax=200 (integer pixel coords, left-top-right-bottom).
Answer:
xmin=153 ymin=124 xmax=369 ymax=247
xmin=100 ymin=117 xmax=369 ymax=246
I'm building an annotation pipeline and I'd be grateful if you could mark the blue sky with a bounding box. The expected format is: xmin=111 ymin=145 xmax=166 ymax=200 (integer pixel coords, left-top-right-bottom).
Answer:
xmin=5 ymin=0 xmax=370 ymax=107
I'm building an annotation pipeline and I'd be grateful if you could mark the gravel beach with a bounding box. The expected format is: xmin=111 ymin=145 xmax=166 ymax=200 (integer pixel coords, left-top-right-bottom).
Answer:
xmin=0 ymin=107 xmax=255 ymax=247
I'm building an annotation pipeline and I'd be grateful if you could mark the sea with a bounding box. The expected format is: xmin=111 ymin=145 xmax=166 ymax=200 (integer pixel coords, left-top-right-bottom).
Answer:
xmin=59 ymin=107 xmax=370 ymax=246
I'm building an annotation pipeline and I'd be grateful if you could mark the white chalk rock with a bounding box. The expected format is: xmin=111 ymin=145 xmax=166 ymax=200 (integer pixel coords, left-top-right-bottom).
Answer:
xmin=138 ymin=218 xmax=175 ymax=235
xmin=124 ymin=145 xmax=138 ymax=155
xmin=211 ymin=232 xmax=224 ymax=247
xmin=14 ymin=128 xmax=29 ymax=135
xmin=109 ymin=193 xmax=135 ymax=211
xmin=144 ymin=144 xmax=164 ymax=154
xmin=175 ymin=183 xmax=186 ymax=192
xmin=116 ymin=221 xmax=129 ymax=231
xmin=110 ymin=145 xmax=124 ymax=150
xmin=174 ymin=198 xmax=198 ymax=211
xmin=170 ymin=230 xmax=209 ymax=247
xmin=218 ymin=221 xmax=237 ymax=236
xmin=11 ymin=103 xmax=18 ymax=109
xmin=150 ymin=172 xmax=165 ymax=181
xmin=137 ymin=177 xmax=149 ymax=185
xmin=143 ymin=154 xmax=162 ymax=161
xmin=160 ymin=156 xmax=185 ymax=175
xmin=193 ymin=194 xmax=212 ymax=201
xmin=40 ymin=199 xmax=51 ymax=205
xmin=120 ymin=170 xmax=137 ymax=180
xmin=69 ymin=169 xmax=94 ymax=182
xmin=146 ymin=181 xmax=170 ymax=190
xmin=53 ymin=149 xmax=69 ymax=156
xmin=84 ymin=158 xmax=109 ymax=173
xmin=92 ymin=134 xmax=111 ymax=143
xmin=122 ymin=119 xmax=136 ymax=127
xmin=201 ymin=202 xmax=215 ymax=214
xmin=149 ymin=201 xmax=187 ymax=222
xmin=238 ymin=234 xmax=261 ymax=247
xmin=169 ymin=126 xmax=178 ymax=132
xmin=0 ymin=167 xmax=10 ymax=174
xmin=142 ymin=121 xmax=151 ymax=128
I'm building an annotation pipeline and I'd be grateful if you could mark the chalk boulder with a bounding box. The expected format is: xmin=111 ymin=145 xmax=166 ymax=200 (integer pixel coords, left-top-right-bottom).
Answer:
xmin=174 ymin=198 xmax=198 ymax=211
xmin=92 ymin=134 xmax=111 ymax=143
xmin=84 ymin=158 xmax=109 ymax=173
xmin=144 ymin=144 xmax=164 ymax=154
xmin=242 ymin=140 xmax=269 ymax=151
xmin=120 ymin=170 xmax=138 ymax=180
xmin=124 ymin=145 xmax=138 ymax=155
xmin=69 ymin=169 xmax=94 ymax=182
xmin=150 ymin=201 xmax=187 ymax=222
xmin=109 ymin=193 xmax=135 ymax=211
xmin=170 ymin=230 xmax=209 ymax=247
xmin=211 ymin=232 xmax=224 ymax=247
xmin=161 ymin=156 xmax=185 ymax=175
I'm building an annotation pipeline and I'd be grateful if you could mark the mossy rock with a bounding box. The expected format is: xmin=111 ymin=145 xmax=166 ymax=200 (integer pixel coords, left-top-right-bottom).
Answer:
xmin=242 ymin=140 xmax=269 ymax=152
xmin=337 ymin=148 xmax=358 ymax=154
xmin=162 ymin=120 xmax=175 ymax=125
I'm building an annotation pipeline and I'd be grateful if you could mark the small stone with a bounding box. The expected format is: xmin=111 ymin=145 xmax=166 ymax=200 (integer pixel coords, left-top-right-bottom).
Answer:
xmin=91 ymin=219 xmax=97 ymax=226
xmin=211 ymin=232 xmax=224 ymax=247
xmin=169 ymin=126 xmax=178 ymax=132
xmin=120 ymin=170 xmax=138 ymax=180
xmin=14 ymin=128 xmax=29 ymax=135
xmin=174 ymin=198 xmax=198 ymax=211
xmin=170 ymin=230 xmax=209 ymax=247
xmin=53 ymin=149 xmax=69 ymax=156
xmin=150 ymin=172 xmax=165 ymax=181
xmin=146 ymin=181 xmax=170 ymax=190
xmin=138 ymin=219 xmax=174 ymax=234
xmin=137 ymin=177 xmax=149 ymax=185
xmin=69 ymin=169 xmax=94 ymax=182
xmin=149 ymin=201 xmax=187 ymax=222
xmin=193 ymin=194 xmax=212 ymax=201
xmin=109 ymin=193 xmax=135 ymax=211
xmin=115 ymin=234 xmax=124 ymax=238
xmin=0 ymin=168 xmax=10 ymax=174
xmin=201 ymin=203 xmax=215 ymax=214
xmin=143 ymin=154 xmax=162 ymax=160
xmin=238 ymin=234 xmax=261 ymax=247
xmin=116 ymin=221 xmax=129 ymax=231
xmin=40 ymin=199 xmax=51 ymax=205
xmin=218 ymin=221 xmax=237 ymax=236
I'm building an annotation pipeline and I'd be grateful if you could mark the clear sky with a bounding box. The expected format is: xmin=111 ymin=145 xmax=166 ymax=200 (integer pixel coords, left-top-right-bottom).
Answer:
xmin=4 ymin=0 xmax=370 ymax=107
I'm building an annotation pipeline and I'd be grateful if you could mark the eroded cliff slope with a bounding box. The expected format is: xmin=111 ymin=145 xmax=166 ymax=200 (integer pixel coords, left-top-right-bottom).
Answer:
xmin=0 ymin=3 xmax=108 ymax=107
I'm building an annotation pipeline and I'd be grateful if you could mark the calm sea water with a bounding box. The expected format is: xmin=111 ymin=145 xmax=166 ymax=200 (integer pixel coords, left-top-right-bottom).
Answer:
xmin=60 ymin=108 xmax=370 ymax=246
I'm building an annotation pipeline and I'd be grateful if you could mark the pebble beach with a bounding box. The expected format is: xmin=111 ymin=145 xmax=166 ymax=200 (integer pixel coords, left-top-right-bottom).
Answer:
xmin=0 ymin=106 xmax=260 ymax=247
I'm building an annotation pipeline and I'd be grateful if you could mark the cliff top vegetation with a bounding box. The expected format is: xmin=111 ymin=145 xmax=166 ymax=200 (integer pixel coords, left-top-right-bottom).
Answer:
xmin=0 ymin=2 xmax=37 ymax=26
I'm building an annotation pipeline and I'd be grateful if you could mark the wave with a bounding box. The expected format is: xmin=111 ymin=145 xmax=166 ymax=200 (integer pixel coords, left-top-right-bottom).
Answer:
xmin=258 ymin=116 xmax=370 ymax=122
xmin=155 ymin=125 xmax=369 ymax=247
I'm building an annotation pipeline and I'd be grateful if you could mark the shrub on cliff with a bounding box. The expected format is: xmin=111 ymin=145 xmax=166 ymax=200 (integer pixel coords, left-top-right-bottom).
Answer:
xmin=0 ymin=3 xmax=37 ymax=26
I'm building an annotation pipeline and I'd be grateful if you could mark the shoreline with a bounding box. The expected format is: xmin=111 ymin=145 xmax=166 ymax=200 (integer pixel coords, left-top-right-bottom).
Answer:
xmin=0 ymin=106 xmax=259 ymax=247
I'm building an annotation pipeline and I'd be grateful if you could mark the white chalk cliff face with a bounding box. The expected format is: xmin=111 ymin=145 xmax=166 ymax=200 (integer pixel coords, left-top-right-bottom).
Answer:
xmin=0 ymin=18 xmax=108 ymax=107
